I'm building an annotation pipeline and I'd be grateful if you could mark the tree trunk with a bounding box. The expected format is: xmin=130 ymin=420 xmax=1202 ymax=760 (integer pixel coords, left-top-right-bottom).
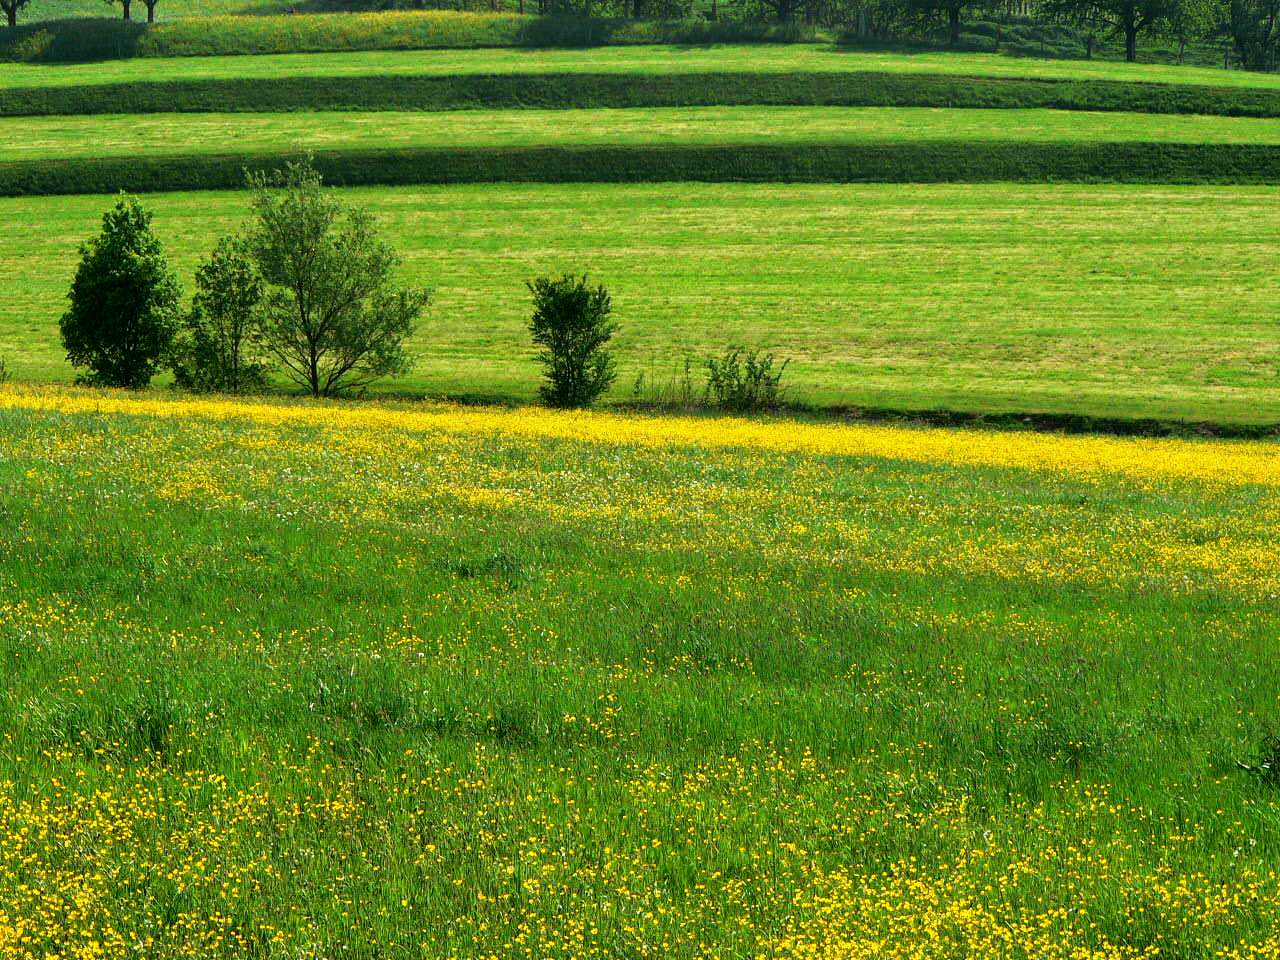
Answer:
xmin=948 ymin=4 xmax=960 ymax=44
xmin=121 ymin=0 xmax=131 ymax=19
xmin=1124 ymin=22 xmax=1137 ymax=61
xmin=145 ymin=0 xmax=156 ymax=21
xmin=5 ymin=5 xmax=15 ymax=27
xmin=1085 ymin=34 xmax=1093 ymax=58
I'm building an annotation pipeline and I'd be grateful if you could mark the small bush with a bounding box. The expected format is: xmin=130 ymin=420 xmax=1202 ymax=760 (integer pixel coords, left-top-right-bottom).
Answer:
xmin=705 ymin=346 xmax=789 ymax=412
xmin=60 ymin=193 xmax=181 ymax=389
xmin=527 ymin=273 xmax=617 ymax=409
xmin=171 ymin=235 xmax=270 ymax=394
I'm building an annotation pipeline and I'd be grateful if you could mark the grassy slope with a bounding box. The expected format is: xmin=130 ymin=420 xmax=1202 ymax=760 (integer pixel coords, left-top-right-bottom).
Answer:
xmin=2 ymin=44 xmax=1279 ymax=91
xmin=2 ymin=385 xmax=1278 ymax=957
xmin=4 ymin=182 xmax=1279 ymax=424
xmin=9 ymin=106 xmax=1280 ymax=162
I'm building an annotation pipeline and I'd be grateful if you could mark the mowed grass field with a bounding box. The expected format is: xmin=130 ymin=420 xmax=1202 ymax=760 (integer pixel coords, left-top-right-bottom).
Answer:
xmin=2 ymin=384 xmax=1279 ymax=958
xmin=3 ymin=44 xmax=1279 ymax=90
xmin=12 ymin=106 xmax=1280 ymax=160
xmin=3 ymin=182 xmax=1279 ymax=424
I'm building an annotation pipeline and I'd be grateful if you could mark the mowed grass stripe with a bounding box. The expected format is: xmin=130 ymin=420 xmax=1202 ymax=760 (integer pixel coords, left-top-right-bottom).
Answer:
xmin=10 ymin=71 xmax=1280 ymax=118
xmin=4 ymin=182 xmax=1279 ymax=426
xmin=13 ymin=107 xmax=1280 ymax=159
xmin=4 ymin=42 xmax=1280 ymax=92
xmin=9 ymin=108 xmax=1280 ymax=195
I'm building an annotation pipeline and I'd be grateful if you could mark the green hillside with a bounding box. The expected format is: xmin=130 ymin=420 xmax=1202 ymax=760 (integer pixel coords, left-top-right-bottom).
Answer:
xmin=3 ymin=182 xmax=1278 ymax=425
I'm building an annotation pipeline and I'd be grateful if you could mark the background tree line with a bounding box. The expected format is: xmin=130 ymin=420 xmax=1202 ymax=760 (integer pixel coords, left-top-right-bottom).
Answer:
xmin=2 ymin=0 xmax=1277 ymax=68
xmin=306 ymin=0 xmax=1270 ymax=68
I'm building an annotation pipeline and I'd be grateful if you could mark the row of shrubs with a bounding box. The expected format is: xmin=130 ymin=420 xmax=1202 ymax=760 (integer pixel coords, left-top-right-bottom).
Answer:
xmin=45 ymin=158 xmax=790 ymax=412
xmin=0 ymin=11 xmax=825 ymax=62
xmin=10 ymin=142 xmax=1280 ymax=198
xmin=8 ymin=70 xmax=1280 ymax=118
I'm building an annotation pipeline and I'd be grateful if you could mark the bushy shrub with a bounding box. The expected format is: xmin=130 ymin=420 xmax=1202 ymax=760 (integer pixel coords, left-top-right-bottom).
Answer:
xmin=705 ymin=346 xmax=789 ymax=411
xmin=527 ymin=273 xmax=616 ymax=408
xmin=60 ymin=194 xmax=181 ymax=389
xmin=246 ymin=157 xmax=429 ymax=398
xmin=171 ymin=235 xmax=270 ymax=394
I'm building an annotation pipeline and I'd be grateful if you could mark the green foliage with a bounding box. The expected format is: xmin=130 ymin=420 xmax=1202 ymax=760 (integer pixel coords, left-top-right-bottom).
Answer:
xmin=171 ymin=235 xmax=270 ymax=394
xmin=1228 ymin=0 xmax=1280 ymax=69
xmin=10 ymin=69 xmax=1280 ymax=118
xmin=526 ymin=273 xmax=616 ymax=408
xmin=0 ymin=12 xmax=826 ymax=63
xmin=59 ymin=193 xmax=180 ymax=389
xmin=0 ymin=0 xmax=34 ymax=29
xmin=705 ymin=345 xmax=789 ymax=411
xmin=245 ymin=157 xmax=430 ymax=397
xmin=0 ymin=356 xmax=8 ymax=385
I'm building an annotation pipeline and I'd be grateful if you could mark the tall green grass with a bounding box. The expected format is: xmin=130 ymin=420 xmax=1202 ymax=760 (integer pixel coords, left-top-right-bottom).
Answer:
xmin=1 ymin=386 xmax=1277 ymax=957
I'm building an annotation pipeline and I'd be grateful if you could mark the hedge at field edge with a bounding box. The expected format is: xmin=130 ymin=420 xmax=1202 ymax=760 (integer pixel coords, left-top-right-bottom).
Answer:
xmin=7 ymin=142 xmax=1280 ymax=195
xmin=0 ymin=13 xmax=825 ymax=63
xmin=9 ymin=71 xmax=1280 ymax=118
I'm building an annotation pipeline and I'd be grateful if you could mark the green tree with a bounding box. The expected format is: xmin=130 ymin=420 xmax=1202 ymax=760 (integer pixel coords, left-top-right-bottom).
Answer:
xmin=60 ymin=194 xmax=181 ymax=389
xmin=246 ymin=158 xmax=429 ymax=398
xmin=1164 ymin=0 xmax=1215 ymax=59
xmin=527 ymin=274 xmax=617 ymax=408
xmin=1227 ymin=0 xmax=1280 ymax=67
xmin=0 ymin=0 xmax=32 ymax=28
xmin=171 ymin=235 xmax=270 ymax=393
xmin=1049 ymin=0 xmax=1172 ymax=59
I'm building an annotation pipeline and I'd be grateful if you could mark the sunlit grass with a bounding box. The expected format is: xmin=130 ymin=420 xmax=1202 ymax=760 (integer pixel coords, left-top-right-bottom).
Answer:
xmin=7 ymin=106 xmax=1280 ymax=162
xmin=1 ymin=42 xmax=1275 ymax=91
xmin=3 ymin=181 xmax=1279 ymax=424
xmin=2 ymin=383 xmax=1278 ymax=958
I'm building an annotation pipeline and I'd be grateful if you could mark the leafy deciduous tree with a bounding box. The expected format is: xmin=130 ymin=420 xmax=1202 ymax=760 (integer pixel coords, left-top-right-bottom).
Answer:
xmin=0 ymin=0 xmax=31 ymax=28
xmin=1048 ymin=0 xmax=1171 ymax=59
xmin=245 ymin=158 xmax=429 ymax=398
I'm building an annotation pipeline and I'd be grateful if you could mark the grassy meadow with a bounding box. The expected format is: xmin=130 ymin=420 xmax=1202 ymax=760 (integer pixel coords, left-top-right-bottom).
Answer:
xmin=3 ymin=182 xmax=1280 ymax=424
xmin=3 ymin=44 xmax=1279 ymax=90
xmin=5 ymin=14 xmax=1280 ymax=958
xmin=1 ymin=384 xmax=1279 ymax=958
xmin=12 ymin=106 xmax=1280 ymax=162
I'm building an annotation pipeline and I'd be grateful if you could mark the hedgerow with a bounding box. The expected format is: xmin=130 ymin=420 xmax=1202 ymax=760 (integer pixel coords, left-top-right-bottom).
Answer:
xmin=0 ymin=12 xmax=826 ymax=63
xmin=4 ymin=141 xmax=1280 ymax=196
xmin=5 ymin=70 xmax=1280 ymax=117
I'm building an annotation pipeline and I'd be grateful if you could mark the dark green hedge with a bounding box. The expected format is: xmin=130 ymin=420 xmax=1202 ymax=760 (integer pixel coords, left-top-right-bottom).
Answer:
xmin=0 ymin=14 xmax=824 ymax=63
xmin=5 ymin=141 xmax=1280 ymax=196
xmin=5 ymin=70 xmax=1280 ymax=118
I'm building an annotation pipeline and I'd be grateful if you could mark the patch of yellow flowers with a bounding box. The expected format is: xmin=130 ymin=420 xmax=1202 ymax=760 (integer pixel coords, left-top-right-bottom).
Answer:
xmin=1 ymin=385 xmax=1279 ymax=959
